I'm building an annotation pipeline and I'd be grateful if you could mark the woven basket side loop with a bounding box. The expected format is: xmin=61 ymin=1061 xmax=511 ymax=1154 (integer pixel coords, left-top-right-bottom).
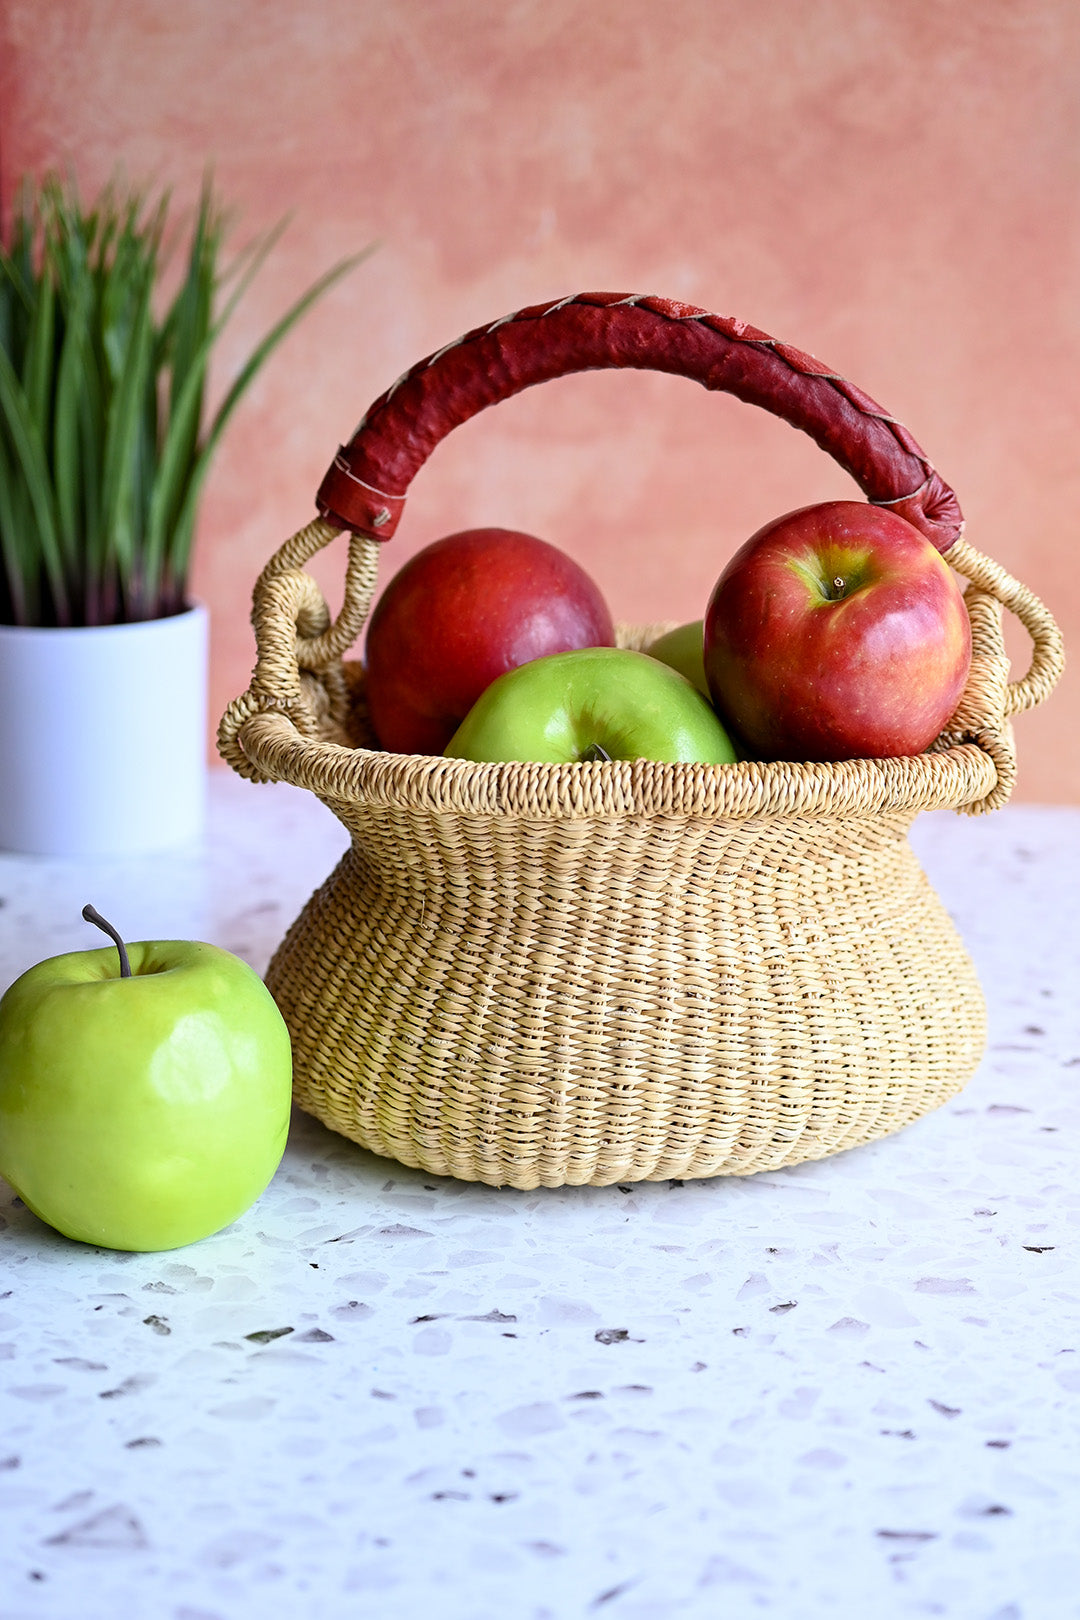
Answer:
xmin=254 ymin=514 xmax=342 ymax=580
xmin=950 ymin=539 xmax=1065 ymax=716
xmin=217 ymin=522 xmax=381 ymax=781
xmin=253 ymin=517 xmax=380 ymax=670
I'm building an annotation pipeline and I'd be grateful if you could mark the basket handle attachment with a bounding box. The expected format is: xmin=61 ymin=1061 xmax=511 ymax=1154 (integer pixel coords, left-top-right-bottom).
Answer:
xmin=315 ymin=291 xmax=964 ymax=553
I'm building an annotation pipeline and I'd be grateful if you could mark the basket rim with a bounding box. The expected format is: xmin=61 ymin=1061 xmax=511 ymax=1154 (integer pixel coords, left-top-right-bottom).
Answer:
xmin=236 ymin=707 xmax=1000 ymax=821
xmin=221 ymin=534 xmax=1062 ymax=823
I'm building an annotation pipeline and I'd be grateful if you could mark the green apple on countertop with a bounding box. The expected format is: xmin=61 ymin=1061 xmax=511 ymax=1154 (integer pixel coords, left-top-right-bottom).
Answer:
xmin=645 ymin=620 xmax=710 ymax=698
xmin=0 ymin=905 xmax=293 ymax=1252
xmin=444 ymin=646 xmax=738 ymax=765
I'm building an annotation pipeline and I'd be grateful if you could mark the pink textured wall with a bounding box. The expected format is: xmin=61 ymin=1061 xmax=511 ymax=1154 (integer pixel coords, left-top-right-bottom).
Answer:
xmin=2 ymin=0 xmax=1077 ymax=799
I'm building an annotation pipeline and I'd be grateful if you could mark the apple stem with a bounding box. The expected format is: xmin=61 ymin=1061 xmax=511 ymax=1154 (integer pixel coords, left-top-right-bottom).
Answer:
xmin=580 ymin=743 xmax=612 ymax=763
xmin=82 ymin=904 xmax=132 ymax=979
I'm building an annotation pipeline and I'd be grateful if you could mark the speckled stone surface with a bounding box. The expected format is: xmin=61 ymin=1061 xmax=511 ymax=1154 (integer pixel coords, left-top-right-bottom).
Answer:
xmin=1 ymin=773 xmax=1078 ymax=1620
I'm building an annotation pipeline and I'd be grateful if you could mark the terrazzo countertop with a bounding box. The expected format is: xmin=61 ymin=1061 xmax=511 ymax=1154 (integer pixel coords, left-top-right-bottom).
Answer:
xmin=1 ymin=772 xmax=1078 ymax=1620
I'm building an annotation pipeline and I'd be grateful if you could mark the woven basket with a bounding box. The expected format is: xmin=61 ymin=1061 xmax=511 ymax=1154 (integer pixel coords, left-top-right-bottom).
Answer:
xmin=219 ymin=294 xmax=1064 ymax=1189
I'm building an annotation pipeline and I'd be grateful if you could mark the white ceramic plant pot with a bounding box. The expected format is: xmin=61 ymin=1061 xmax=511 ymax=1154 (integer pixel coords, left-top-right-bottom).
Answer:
xmin=0 ymin=604 xmax=209 ymax=857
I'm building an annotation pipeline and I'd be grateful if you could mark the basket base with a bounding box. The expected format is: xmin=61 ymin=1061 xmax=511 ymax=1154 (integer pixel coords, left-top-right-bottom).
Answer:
xmin=268 ymin=809 xmax=986 ymax=1189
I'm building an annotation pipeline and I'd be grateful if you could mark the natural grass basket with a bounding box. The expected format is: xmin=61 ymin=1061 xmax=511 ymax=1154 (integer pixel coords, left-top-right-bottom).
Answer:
xmin=219 ymin=294 xmax=1064 ymax=1188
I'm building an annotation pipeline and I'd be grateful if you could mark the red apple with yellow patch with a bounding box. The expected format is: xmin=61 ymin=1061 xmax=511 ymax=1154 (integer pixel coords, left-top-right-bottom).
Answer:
xmin=703 ymin=501 xmax=972 ymax=762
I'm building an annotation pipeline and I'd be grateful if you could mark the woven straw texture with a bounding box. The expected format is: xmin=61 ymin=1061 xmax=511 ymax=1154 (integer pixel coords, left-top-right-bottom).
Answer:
xmin=219 ymin=519 xmax=1063 ymax=1188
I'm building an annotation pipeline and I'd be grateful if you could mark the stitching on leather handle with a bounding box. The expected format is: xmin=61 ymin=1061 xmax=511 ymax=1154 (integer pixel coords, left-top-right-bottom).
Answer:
xmin=333 ymin=295 xmax=957 ymax=544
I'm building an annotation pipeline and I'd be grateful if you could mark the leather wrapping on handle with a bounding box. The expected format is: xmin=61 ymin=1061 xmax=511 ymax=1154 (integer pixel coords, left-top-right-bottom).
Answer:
xmin=317 ymin=292 xmax=964 ymax=552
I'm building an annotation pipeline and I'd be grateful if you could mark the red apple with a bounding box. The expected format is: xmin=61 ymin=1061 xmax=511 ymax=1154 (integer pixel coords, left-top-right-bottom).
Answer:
xmin=703 ymin=501 xmax=972 ymax=762
xmin=364 ymin=528 xmax=616 ymax=753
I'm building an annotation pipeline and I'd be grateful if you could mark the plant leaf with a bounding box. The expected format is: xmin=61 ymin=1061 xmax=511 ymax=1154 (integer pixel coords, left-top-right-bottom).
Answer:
xmin=0 ymin=343 xmax=69 ymax=623
xmin=166 ymin=245 xmax=373 ymax=591
xmin=99 ymin=257 xmax=156 ymax=618
xmin=2 ymin=170 xmax=372 ymax=624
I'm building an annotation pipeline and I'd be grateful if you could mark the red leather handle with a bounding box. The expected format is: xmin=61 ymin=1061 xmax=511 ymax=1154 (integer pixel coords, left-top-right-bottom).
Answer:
xmin=317 ymin=292 xmax=963 ymax=553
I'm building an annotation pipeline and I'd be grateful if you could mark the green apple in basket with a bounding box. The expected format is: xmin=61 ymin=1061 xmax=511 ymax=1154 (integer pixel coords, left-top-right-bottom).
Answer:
xmin=645 ymin=620 xmax=710 ymax=698
xmin=444 ymin=645 xmax=738 ymax=763
xmin=0 ymin=906 xmax=293 ymax=1251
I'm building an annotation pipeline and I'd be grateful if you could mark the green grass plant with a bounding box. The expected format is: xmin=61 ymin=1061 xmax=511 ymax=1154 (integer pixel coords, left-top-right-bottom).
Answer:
xmin=0 ymin=174 xmax=367 ymax=626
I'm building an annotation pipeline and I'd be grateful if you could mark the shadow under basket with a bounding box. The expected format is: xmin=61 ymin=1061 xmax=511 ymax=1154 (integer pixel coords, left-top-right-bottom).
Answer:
xmin=219 ymin=293 xmax=1064 ymax=1188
